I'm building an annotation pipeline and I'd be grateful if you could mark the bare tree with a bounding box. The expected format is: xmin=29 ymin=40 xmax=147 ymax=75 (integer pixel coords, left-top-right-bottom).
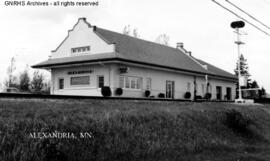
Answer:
xmin=155 ymin=34 xmax=170 ymax=46
xmin=123 ymin=25 xmax=140 ymax=38
xmin=122 ymin=25 xmax=131 ymax=35
xmin=5 ymin=56 xmax=18 ymax=88
xmin=133 ymin=28 xmax=139 ymax=38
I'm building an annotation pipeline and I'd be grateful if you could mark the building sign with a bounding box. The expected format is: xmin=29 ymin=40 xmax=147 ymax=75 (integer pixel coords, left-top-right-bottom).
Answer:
xmin=70 ymin=76 xmax=90 ymax=85
xmin=119 ymin=67 xmax=129 ymax=73
xmin=67 ymin=70 xmax=93 ymax=75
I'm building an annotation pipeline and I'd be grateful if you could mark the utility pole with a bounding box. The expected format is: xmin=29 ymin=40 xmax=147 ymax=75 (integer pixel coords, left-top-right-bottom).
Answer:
xmin=231 ymin=21 xmax=245 ymax=103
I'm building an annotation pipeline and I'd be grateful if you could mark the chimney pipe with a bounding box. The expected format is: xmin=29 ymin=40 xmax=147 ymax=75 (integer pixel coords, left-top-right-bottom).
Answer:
xmin=176 ymin=42 xmax=184 ymax=49
xmin=187 ymin=51 xmax=192 ymax=56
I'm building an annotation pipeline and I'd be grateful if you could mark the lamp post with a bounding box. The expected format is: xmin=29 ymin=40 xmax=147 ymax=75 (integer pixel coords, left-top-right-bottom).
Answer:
xmin=231 ymin=21 xmax=245 ymax=102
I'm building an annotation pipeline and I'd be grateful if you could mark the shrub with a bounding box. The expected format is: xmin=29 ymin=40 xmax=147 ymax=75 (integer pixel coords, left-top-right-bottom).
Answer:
xmin=204 ymin=93 xmax=212 ymax=100
xmin=158 ymin=93 xmax=165 ymax=98
xmin=101 ymin=86 xmax=112 ymax=97
xmin=145 ymin=90 xmax=151 ymax=97
xmin=195 ymin=95 xmax=202 ymax=99
xmin=184 ymin=92 xmax=191 ymax=99
xmin=224 ymin=109 xmax=253 ymax=134
xmin=115 ymin=88 xmax=123 ymax=96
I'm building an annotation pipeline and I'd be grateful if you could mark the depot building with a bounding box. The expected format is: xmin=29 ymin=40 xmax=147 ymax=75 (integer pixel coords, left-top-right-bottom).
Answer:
xmin=32 ymin=18 xmax=237 ymax=100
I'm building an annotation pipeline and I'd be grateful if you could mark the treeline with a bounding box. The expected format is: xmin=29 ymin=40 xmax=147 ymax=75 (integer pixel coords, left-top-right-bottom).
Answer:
xmin=2 ymin=56 xmax=50 ymax=94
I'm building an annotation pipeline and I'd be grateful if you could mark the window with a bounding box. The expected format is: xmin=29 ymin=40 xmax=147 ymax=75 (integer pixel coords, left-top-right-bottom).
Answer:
xmin=125 ymin=77 xmax=130 ymax=88
xmin=59 ymin=78 xmax=64 ymax=89
xmin=70 ymin=76 xmax=90 ymax=85
xmin=131 ymin=79 xmax=136 ymax=89
xmin=97 ymin=76 xmax=104 ymax=88
xmin=119 ymin=76 xmax=142 ymax=89
xmin=187 ymin=82 xmax=191 ymax=91
xmin=146 ymin=78 xmax=151 ymax=90
xmin=71 ymin=46 xmax=90 ymax=53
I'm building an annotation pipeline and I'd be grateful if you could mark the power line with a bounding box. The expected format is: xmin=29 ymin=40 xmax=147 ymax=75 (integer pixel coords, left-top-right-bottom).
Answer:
xmin=225 ymin=0 xmax=270 ymax=30
xmin=211 ymin=0 xmax=270 ymax=36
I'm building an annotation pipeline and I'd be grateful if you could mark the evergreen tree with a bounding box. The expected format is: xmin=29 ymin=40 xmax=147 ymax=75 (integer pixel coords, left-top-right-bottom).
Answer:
xmin=234 ymin=54 xmax=251 ymax=88
xmin=250 ymin=80 xmax=259 ymax=88
xmin=261 ymin=87 xmax=266 ymax=97
xmin=19 ymin=66 xmax=30 ymax=91
xmin=250 ymin=80 xmax=259 ymax=98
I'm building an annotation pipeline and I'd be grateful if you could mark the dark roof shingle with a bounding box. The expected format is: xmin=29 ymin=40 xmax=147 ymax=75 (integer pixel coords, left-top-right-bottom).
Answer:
xmin=95 ymin=28 xmax=210 ymax=74
xmin=195 ymin=58 xmax=237 ymax=80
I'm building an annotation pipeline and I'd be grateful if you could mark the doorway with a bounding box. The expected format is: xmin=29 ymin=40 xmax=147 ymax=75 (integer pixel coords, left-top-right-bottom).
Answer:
xmin=216 ymin=86 xmax=222 ymax=100
xmin=226 ymin=87 xmax=232 ymax=100
xmin=166 ymin=81 xmax=175 ymax=99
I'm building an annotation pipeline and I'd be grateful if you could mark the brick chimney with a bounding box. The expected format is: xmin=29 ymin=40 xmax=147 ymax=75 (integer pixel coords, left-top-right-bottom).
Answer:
xmin=176 ymin=42 xmax=184 ymax=49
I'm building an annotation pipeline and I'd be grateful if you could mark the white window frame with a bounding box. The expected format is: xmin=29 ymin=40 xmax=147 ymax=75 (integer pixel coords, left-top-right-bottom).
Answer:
xmin=97 ymin=75 xmax=104 ymax=88
xmin=119 ymin=75 xmax=142 ymax=90
xmin=58 ymin=78 xmax=64 ymax=90
xmin=71 ymin=46 xmax=91 ymax=54
xmin=70 ymin=76 xmax=90 ymax=86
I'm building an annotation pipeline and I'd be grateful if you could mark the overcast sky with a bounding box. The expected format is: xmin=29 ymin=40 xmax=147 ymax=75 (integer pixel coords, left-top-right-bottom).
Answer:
xmin=0 ymin=0 xmax=269 ymax=92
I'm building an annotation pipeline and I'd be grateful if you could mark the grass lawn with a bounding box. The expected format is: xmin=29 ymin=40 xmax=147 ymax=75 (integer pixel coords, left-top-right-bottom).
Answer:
xmin=0 ymin=98 xmax=270 ymax=161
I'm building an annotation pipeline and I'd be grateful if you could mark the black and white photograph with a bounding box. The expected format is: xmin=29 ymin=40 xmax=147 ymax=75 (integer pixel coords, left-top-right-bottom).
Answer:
xmin=0 ymin=0 xmax=270 ymax=160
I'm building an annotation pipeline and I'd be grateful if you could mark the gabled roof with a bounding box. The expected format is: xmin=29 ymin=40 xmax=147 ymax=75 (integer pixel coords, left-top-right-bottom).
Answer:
xmin=32 ymin=19 xmax=237 ymax=80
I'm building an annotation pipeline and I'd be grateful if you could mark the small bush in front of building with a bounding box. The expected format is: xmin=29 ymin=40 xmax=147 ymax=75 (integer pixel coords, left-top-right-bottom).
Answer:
xmin=115 ymin=88 xmax=123 ymax=96
xmin=195 ymin=95 xmax=202 ymax=100
xmin=224 ymin=109 xmax=255 ymax=137
xmin=184 ymin=92 xmax=191 ymax=99
xmin=101 ymin=86 xmax=112 ymax=97
xmin=204 ymin=93 xmax=212 ymax=100
xmin=145 ymin=90 xmax=151 ymax=97
xmin=158 ymin=93 xmax=165 ymax=98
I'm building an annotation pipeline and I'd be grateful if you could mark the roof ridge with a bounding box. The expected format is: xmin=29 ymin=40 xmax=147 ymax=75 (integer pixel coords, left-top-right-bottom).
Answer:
xmin=96 ymin=27 xmax=183 ymax=52
xmin=95 ymin=26 xmax=211 ymax=75
xmin=196 ymin=58 xmax=234 ymax=74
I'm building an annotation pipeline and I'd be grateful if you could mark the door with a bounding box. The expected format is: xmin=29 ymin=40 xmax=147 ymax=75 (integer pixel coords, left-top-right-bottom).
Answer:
xmin=226 ymin=87 xmax=231 ymax=100
xmin=216 ymin=86 xmax=222 ymax=100
xmin=166 ymin=81 xmax=175 ymax=99
xmin=97 ymin=75 xmax=104 ymax=88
